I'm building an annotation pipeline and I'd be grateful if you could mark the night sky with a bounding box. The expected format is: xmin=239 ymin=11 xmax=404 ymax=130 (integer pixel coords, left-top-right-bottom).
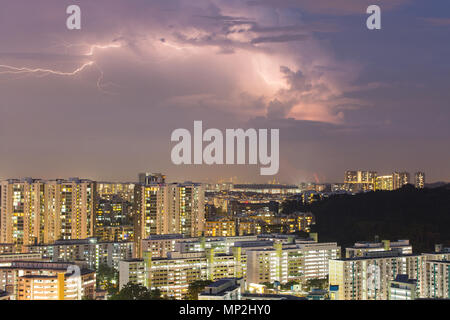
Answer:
xmin=0 ymin=0 xmax=449 ymax=183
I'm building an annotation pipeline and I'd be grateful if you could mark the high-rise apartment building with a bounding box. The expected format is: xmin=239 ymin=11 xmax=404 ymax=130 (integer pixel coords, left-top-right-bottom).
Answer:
xmin=415 ymin=172 xmax=425 ymax=189
xmin=375 ymin=175 xmax=394 ymax=191
xmin=138 ymin=173 xmax=166 ymax=185
xmin=346 ymin=240 xmax=412 ymax=258
xmin=0 ymin=178 xmax=95 ymax=251
xmin=205 ymin=219 xmax=236 ymax=237
xmin=46 ymin=178 xmax=95 ymax=242
xmin=168 ymin=183 xmax=205 ymax=237
xmin=329 ymin=249 xmax=450 ymax=300
xmin=345 ymin=171 xmax=417 ymax=192
xmin=0 ymin=178 xmax=46 ymax=250
xmin=329 ymin=251 xmax=424 ymax=300
xmin=393 ymin=172 xmax=409 ymax=189
xmin=134 ymin=184 xmax=168 ymax=256
xmin=96 ymin=183 xmax=135 ymax=202
xmin=423 ymin=260 xmax=450 ymax=299
xmin=375 ymin=172 xmax=409 ymax=191
xmin=344 ymin=171 xmax=377 ymax=192
xmin=134 ymin=181 xmax=204 ymax=257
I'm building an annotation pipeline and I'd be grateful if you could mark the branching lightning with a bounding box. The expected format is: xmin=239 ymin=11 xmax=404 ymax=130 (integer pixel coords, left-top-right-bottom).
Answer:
xmin=0 ymin=42 xmax=122 ymax=94
xmin=0 ymin=61 xmax=94 ymax=76
xmin=85 ymin=43 xmax=122 ymax=56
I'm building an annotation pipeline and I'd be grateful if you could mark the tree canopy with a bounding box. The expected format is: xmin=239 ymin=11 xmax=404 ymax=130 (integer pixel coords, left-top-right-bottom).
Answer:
xmin=109 ymin=282 xmax=163 ymax=300
xmin=186 ymin=280 xmax=213 ymax=300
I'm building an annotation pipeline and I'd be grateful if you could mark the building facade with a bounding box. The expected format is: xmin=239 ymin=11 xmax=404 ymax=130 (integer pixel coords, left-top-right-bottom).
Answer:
xmin=25 ymin=237 xmax=134 ymax=270
xmin=134 ymin=182 xmax=205 ymax=257
xmin=0 ymin=261 xmax=95 ymax=300
xmin=0 ymin=178 xmax=95 ymax=251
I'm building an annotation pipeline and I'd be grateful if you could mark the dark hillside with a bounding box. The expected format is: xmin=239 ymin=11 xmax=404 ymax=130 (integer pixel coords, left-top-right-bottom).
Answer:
xmin=282 ymin=184 xmax=450 ymax=253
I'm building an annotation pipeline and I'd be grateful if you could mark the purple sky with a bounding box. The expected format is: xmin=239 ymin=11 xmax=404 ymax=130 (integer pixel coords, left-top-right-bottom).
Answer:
xmin=0 ymin=0 xmax=449 ymax=183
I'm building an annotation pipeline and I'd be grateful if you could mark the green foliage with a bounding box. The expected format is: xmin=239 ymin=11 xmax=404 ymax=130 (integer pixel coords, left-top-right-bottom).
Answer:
xmin=261 ymin=282 xmax=274 ymax=289
xmin=185 ymin=280 xmax=213 ymax=300
xmin=281 ymin=199 xmax=311 ymax=215
xmin=303 ymin=278 xmax=328 ymax=292
xmin=96 ymin=263 xmax=119 ymax=294
xmin=109 ymin=282 xmax=162 ymax=300
xmin=280 ymin=280 xmax=299 ymax=290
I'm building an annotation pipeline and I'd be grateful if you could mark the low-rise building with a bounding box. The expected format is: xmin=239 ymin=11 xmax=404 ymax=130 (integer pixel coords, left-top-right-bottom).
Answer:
xmin=198 ymin=278 xmax=244 ymax=300
xmin=205 ymin=219 xmax=236 ymax=237
xmin=329 ymin=251 xmax=423 ymax=300
xmin=0 ymin=261 xmax=95 ymax=300
xmin=0 ymin=253 xmax=44 ymax=263
xmin=0 ymin=244 xmax=15 ymax=254
xmin=346 ymin=240 xmax=412 ymax=258
xmin=329 ymin=249 xmax=450 ymax=300
xmin=26 ymin=237 xmax=134 ymax=270
xmin=423 ymin=260 xmax=450 ymax=299
xmin=389 ymin=274 xmax=417 ymax=300
xmin=246 ymin=242 xmax=340 ymax=285
xmin=119 ymin=234 xmax=338 ymax=299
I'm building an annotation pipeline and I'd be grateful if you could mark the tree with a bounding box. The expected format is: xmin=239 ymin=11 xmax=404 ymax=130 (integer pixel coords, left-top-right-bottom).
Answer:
xmin=303 ymin=278 xmax=328 ymax=292
xmin=281 ymin=280 xmax=299 ymax=290
xmin=109 ymin=282 xmax=162 ymax=300
xmin=186 ymin=280 xmax=213 ymax=300
xmin=261 ymin=282 xmax=274 ymax=289
xmin=96 ymin=263 xmax=118 ymax=294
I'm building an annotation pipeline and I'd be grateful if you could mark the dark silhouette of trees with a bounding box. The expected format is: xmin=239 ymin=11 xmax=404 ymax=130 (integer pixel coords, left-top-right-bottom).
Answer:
xmin=109 ymin=282 xmax=163 ymax=300
xmin=282 ymin=185 xmax=450 ymax=253
xmin=185 ymin=280 xmax=213 ymax=300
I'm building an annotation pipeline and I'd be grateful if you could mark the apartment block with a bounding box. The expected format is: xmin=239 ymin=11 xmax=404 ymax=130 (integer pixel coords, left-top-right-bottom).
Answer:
xmin=389 ymin=274 xmax=417 ymax=300
xmin=422 ymin=260 xmax=450 ymax=299
xmin=134 ymin=182 xmax=205 ymax=256
xmin=415 ymin=172 xmax=425 ymax=189
xmin=198 ymin=278 xmax=244 ymax=300
xmin=344 ymin=171 xmax=377 ymax=192
xmin=0 ymin=261 xmax=95 ymax=300
xmin=246 ymin=242 xmax=340 ymax=285
xmin=120 ymin=249 xmax=244 ymax=299
xmin=0 ymin=178 xmax=95 ymax=251
xmin=25 ymin=237 xmax=134 ymax=270
xmin=346 ymin=240 xmax=412 ymax=258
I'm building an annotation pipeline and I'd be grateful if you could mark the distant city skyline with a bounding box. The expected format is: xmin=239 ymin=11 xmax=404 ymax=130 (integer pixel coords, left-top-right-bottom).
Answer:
xmin=0 ymin=169 xmax=435 ymax=185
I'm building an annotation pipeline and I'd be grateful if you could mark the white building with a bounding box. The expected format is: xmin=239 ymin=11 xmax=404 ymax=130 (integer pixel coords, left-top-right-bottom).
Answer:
xmin=198 ymin=278 xmax=244 ymax=300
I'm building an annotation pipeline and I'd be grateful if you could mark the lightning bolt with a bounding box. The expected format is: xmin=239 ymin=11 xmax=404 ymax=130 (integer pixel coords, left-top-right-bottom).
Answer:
xmin=0 ymin=61 xmax=94 ymax=76
xmin=0 ymin=42 xmax=122 ymax=94
xmin=85 ymin=43 xmax=122 ymax=56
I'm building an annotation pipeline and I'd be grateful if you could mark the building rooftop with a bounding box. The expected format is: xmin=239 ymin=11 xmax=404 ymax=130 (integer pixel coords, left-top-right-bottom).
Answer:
xmin=334 ymin=252 xmax=421 ymax=261
xmin=27 ymin=237 xmax=133 ymax=247
xmin=144 ymin=234 xmax=188 ymax=240
xmin=233 ymin=184 xmax=298 ymax=189
xmin=0 ymin=261 xmax=94 ymax=275
xmin=207 ymin=278 xmax=241 ymax=288
xmin=242 ymin=293 xmax=307 ymax=300
xmin=392 ymin=274 xmax=417 ymax=285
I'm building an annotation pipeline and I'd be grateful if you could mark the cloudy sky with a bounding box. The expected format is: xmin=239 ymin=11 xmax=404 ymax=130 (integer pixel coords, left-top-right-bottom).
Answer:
xmin=0 ymin=0 xmax=449 ymax=183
